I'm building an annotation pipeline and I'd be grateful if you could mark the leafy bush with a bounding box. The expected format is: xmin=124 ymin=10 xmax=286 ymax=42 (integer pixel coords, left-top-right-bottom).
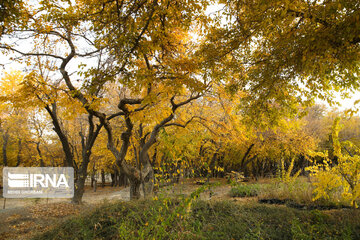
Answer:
xmin=230 ymin=184 xmax=260 ymax=197
xmin=307 ymin=117 xmax=360 ymax=208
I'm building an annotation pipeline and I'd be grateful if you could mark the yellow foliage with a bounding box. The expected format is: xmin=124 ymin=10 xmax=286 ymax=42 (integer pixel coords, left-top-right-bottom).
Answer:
xmin=306 ymin=118 xmax=360 ymax=207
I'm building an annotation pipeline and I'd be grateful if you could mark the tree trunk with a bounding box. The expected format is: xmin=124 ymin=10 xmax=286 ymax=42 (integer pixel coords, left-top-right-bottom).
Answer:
xmin=119 ymin=174 xmax=123 ymax=186
xmin=101 ymin=169 xmax=105 ymax=188
xmin=93 ymin=178 xmax=97 ymax=192
xmin=16 ymin=138 xmax=22 ymax=166
xmin=240 ymin=144 xmax=254 ymax=171
xmin=142 ymin=167 xmax=154 ymax=198
xmin=91 ymin=171 xmax=95 ymax=188
xmin=45 ymin=103 xmax=75 ymax=167
xmin=115 ymin=169 xmax=120 ymax=186
xmin=111 ymin=173 xmax=115 ymax=187
xmin=124 ymin=174 xmax=128 ymax=187
xmin=129 ymin=179 xmax=141 ymax=200
xmin=36 ymin=142 xmax=45 ymax=167
xmin=72 ymin=174 xmax=86 ymax=204
xmin=72 ymin=154 xmax=91 ymax=204
xmin=2 ymin=131 xmax=9 ymax=166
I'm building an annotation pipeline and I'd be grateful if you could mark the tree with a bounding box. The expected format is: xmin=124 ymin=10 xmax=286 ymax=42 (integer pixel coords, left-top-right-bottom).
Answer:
xmin=0 ymin=71 xmax=32 ymax=167
xmin=202 ymin=0 xmax=360 ymax=123
xmin=2 ymin=0 xmax=357 ymax=203
xmin=0 ymin=0 xmax=25 ymax=38
xmin=0 ymin=0 xmax=210 ymax=200
xmin=22 ymin=72 xmax=104 ymax=203
xmin=0 ymin=69 xmax=104 ymax=203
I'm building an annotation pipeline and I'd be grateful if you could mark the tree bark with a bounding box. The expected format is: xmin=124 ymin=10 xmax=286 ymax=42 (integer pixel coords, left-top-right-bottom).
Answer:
xmin=72 ymin=153 xmax=91 ymax=203
xmin=2 ymin=130 xmax=9 ymax=166
xmin=91 ymin=172 xmax=96 ymax=188
xmin=240 ymin=143 xmax=254 ymax=171
xmin=115 ymin=168 xmax=120 ymax=186
xmin=45 ymin=103 xmax=74 ymax=167
xmin=101 ymin=169 xmax=105 ymax=188
xmin=111 ymin=173 xmax=115 ymax=187
xmin=129 ymin=178 xmax=141 ymax=200
xmin=141 ymin=158 xmax=154 ymax=197
xmin=16 ymin=138 xmax=22 ymax=166
xmin=36 ymin=142 xmax=45 ymax=167
xmin=72 ymin=172 xmax=87 ymax=204
xmin=71 ymin=115 xmax=102 ymax=203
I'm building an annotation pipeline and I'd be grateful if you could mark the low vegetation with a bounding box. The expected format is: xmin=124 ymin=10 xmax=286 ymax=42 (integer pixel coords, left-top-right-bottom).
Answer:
xmin=33 ymin=199 xmax=360 ymax=240
xmin=230 ymin=183 xmax=260 ymax=197
xmin=230 ymin=177 xmax=355 ymax=209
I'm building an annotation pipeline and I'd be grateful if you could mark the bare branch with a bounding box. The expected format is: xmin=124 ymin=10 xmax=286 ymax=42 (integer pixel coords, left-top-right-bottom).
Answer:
xmin=0 ymin=46 xmax=65 ymax=60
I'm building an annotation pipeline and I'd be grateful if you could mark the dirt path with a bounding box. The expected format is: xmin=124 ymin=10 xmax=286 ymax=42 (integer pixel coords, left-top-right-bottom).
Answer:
xmin=0 ymin=178 xmax=232 ymax=210
xmin=0 ymin=186 xmax=128 ymax=210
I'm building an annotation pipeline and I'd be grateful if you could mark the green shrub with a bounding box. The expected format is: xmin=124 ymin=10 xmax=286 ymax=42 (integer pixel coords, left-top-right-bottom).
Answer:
xmin=32 ymin=199 xmax=360 ymax=240
xmin=230 ymin=184 xmax=260 ymax=197
xmin=32 ymin=184 xmax=360 ymax=240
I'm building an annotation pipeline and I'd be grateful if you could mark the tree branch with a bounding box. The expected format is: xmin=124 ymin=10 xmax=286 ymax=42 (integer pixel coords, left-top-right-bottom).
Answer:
xmin=164 ymin=116 xmax=205 ymax=128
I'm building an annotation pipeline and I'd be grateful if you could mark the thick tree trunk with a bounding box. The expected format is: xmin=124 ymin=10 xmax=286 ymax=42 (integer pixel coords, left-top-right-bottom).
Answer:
xmin=72 ymin=174 xmax=86 ymax=204
xmin=72 ymin=154 xmax=91 ymax=204
xmin=123 ymin=174 xmax=128 ymax=187
xmin=129 ymin=179 xmax=141 ymax=200
xmin=118 ymin=169 xmax=128 ymax=187
xmin=142 ymin=167 xmax=154 ymax=198
xmin=138 ymin=150 xmax=155 ymax=198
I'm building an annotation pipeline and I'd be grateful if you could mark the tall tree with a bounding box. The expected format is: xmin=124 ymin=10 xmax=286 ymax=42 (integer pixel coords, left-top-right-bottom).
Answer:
xmin=0 ymin=0 xmax=210 ymax=199
xmin=202 ymin=0 xmax=360 ymax=123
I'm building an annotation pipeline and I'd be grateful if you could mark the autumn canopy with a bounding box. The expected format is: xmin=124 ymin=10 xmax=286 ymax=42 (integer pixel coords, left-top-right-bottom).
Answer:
xmin=0 ymin=0 xmax=359 ymax=205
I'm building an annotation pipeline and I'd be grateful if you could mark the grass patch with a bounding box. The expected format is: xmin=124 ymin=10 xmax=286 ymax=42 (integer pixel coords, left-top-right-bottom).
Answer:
xmin=256 ymin=177 xmax=352 ymax=208
xmin=32 ymin=198 xmax=360 ymax=240
xmin=229 ymin=184 xmax=260 ymax=197
xmin=258 ymin=179 xmax=313 ymax=204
